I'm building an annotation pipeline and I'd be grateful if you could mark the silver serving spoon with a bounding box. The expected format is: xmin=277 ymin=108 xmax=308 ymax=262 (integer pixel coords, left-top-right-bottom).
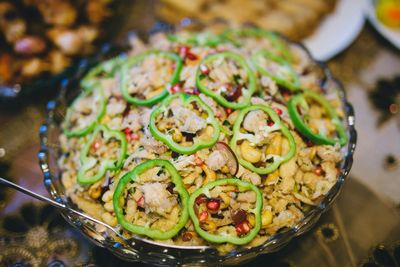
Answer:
xmin=0 ymin=176 xmax=126 ymax=240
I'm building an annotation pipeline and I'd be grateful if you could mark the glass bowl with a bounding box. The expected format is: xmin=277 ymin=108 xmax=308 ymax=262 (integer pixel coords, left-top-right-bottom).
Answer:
xmin=38 ymin=24 xmax=357 ymax=266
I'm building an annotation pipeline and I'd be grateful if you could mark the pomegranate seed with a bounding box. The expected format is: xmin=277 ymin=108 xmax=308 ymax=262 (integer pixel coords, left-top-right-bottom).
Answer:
xmin=206 ymin=199 xmax=220 ymax=211
xmin=124 ymin=128 xmax=131 ymax=135
xmin=195 ymin=194 xmax=208 ymax=205
xmin=170 ymin=83 xmax=181 ymax=93
xmin=306 ymin=140 xmax=315 ymax=147
xmin=186 ymin=52 xmax=198 ymax=61
xmin=199 ymin=64 xmax=209 ymax=75
xmin=215 ymin=110 xmax=222 ymax=118
xmin=199 ymin=211 xmax=208 ymax=222
xmin=92 ymin=141 xmax=100 ymax=150
xmin=131 ymin=133 xmax=139 ymax=141
xmin=225 ymin=108 xmax=232 ymax=115
xmin=231 ymin=209 xmax=247 ymax=225
xmin=314 ymin=166 xmax=324 ymax=176
xmin=267 ymin=120 xmax=275 ymax=126
xmin=182 ymin=232 xmax=193 ymax=242
xmin=136 ymin=195 xmax=145 ymax=208
xmin=274 ymin=108 xmax=283 ymax=116
xmin=235 ymin=220 xmax=250 ymax=236
xmin=193 ymin=88 xmax=200 ymax=95
xmin=179 ymin=46 xmax=190 ymax=58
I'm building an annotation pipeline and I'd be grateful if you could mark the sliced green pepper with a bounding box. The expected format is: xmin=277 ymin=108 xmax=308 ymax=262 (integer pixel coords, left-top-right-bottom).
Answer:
xmin=63 ymin=88 xmax=106 ymax=137
xmin=223 ymin=28 xmax=292 ymax=62
xmin=168 ymin=32 xmax=225 ymax=47
xmin=188 ymin=178 xmax=262 ymax=245
xmin=287 ymin=90 xmax=348 ymax=146
xmin=81 ymin=56 xmax=124 ymax=91
xmin=120 ymin=50 xmax=183 ymax=106
xmin=196 ymin=51 xmax=256 ymax=109
xmin=113 ymin=159 xmax=190 ymax=240
xmin=149 ymin=92 xmax=220 ymax=154
xmin=77 ymin=124 xmax=127 ymax=185
xmin=230 ymin=105 xmax=296 ymax=174
xmin=252 ymin=49 xmax=300 ymax=91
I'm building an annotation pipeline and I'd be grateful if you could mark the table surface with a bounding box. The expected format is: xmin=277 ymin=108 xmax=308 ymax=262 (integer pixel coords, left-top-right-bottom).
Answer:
xmin=0 ymin=21 xmax=400 ymax=266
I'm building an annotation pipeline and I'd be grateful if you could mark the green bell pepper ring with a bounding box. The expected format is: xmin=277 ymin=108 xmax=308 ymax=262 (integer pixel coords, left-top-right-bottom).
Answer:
xmin=63 ymin=88 xmax=106 ymax=137
xmin=113 ymin=159 xmax=190 ymax=240
xmin=222 ymin=28 xmax=292 ymax=62
xmin=120 ymin=50 xmax=183 ymax=106
xmin=287 ymin=90 xmax=348 ymax=146
xmin=251 ymin=49 xmax=300 ymax=91
xmin=77 ymin=124 xmax=127 ymax=185
xmin=230 ymin=104 xmax=296 ymax=175
xmin=81 ymin=56 xmax=125 ymax=91
xmin=149 ymin=92 xmax=220 ymax=154
xmin=188 ymin=178 xmax=262 ymax=245
xmin=168 ymin=32 xmax=225 ymax=47
xmin=196 ymin=51 xmax=257 ymax=109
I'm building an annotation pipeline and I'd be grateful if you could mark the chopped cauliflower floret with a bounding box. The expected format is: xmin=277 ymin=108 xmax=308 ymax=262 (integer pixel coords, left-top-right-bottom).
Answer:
xmin=243 ymin=110 xmax=267 ymax=133
xmin=205 ymin=150 xmax=227 ymax=171
xmin=139 ymin=182 xmax=177 ymax=215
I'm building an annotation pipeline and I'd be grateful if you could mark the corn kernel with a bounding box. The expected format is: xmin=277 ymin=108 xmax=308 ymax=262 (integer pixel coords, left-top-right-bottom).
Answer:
xmin=202 ymin=220 xmax=217 ymax=231
xmin=248 ymin=214 xmax=255 ymax=227
xmin=172 ymin=130 xmax=183 ymax=142
xmin=221 ymin=165 xmax=230 ymax=174
xmin=262 ymin=210 xmax=273 ymax=227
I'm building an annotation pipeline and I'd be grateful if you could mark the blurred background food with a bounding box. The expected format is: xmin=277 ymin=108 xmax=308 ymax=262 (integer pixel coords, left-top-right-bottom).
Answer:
xmin=0 ymin=0 xmax=114 ymax=86
xmin=376 ymin=0 xmax=400 ymax=28
xmin=157 ymin=0 xmax=337 ymax=41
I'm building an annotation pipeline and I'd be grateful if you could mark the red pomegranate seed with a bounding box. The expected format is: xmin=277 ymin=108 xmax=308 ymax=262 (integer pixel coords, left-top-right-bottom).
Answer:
xmin=225 ymin=108 xmax=232 ymax=115
xmin=199 ymin=64 xmax=210 ymax=75
xmin=274 ymin=107 xmax=283 ymax=116
xmin=170 ymin=83 xmax=181 ymax=93
xmin=235 ymin=220 xmax=250 ymax=236
xmin=267 ymin=120 xmax=275 ymax=126
xmin=306 ymin=140 xmax=315 ymax=147
xmin=199 ymin=211 xmax=208 ymax=222
xmin=182 ymin=232 xmax=193 ymax=242
xmin=92 ymin=141 xmax=100 ymax=150
xmin=124 ymin=128 xmax=131 ymax=135
xmin=195 ymin=194 xmax=208 ymax=205
xmin=131 ymin=133 xmax=139 ymax=141
xmin=193 ymin=87 xmax=200 ymax=95
xmin=179 ymin=46 xmax=190 ymax=58
xmin=206 ymin=199 xmax=220 ymax=211
xmin=136 ymin=195 xmax=145 ymax=208
xmin=314 ymin=166 xmax=323 ymax=176
xmin=186 ymin=52 xmax=198 ymax=61
xmin=231 ymin=209 xmax=247 ymax=225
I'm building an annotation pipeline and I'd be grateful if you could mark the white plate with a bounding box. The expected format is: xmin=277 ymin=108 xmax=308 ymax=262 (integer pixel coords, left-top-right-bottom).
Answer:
xmin=364 ymin=0 xmax=400 ymax=49
xmin=303 ymin=0 xmax=366 ymax=61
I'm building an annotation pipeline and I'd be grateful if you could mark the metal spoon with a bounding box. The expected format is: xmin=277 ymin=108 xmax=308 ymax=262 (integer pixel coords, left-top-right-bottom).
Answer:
xmin=0 ymin=176 xmax=126 ymax=240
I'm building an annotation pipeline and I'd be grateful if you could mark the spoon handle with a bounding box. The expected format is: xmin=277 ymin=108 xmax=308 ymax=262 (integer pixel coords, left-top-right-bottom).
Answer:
xmin=0 ymin=177 xmax=65 ymax=209
xmin=0 ymin=176 xmax=120 ymax=237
